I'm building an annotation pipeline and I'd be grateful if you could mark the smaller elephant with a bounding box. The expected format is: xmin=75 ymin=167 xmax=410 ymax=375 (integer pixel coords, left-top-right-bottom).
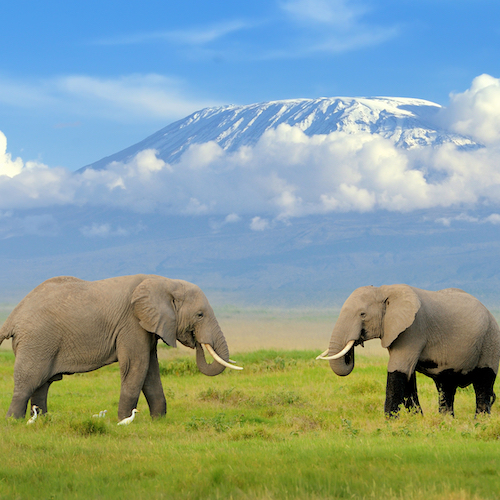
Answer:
xmin=317 ymin=285 xmax=500 ymax=417
xmin=0 ymin=274 xmax=242 ymax=420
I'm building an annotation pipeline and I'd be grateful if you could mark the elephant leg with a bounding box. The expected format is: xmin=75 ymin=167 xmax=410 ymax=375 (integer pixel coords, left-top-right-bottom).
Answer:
xmin=7 ymin=390 xmax=31 ymax=419
xmin=433 ymin=372 xmax=457 ymax=416
xmin=7 ymin=358 xmax=47 ymax=419
xmin=403 ymin=372 xmax=422 ymax=412
xmin=472 ymin=367 xmax=497 ymax=415
xmin=117 ymin=343 xmax=151 ymax=420
xmin=141 ymin=345 xmax=167 ymax=418
xmin=30 ymin=374 xmax=63 ymax=414
xmin=385 ymin=371 xmax=422 ymax=417
xmin=118 ymin=365 xmax=149 ymax=420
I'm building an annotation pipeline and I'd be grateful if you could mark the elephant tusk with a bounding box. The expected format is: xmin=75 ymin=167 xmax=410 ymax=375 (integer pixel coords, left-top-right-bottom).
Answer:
xmin=202 ymin=343 xmax=243 ymax=370
xmin=316 ymin=349 xmax=329 ymax=360
xmin=316 ymin=340 xmax=355 ymax=360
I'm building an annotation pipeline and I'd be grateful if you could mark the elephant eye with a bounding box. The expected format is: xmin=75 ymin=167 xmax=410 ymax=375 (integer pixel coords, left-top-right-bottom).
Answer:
xmin=197 ymin=312 xmax=204 ymax=319
xmin=360 ymin=312 xmax=366 ymax=318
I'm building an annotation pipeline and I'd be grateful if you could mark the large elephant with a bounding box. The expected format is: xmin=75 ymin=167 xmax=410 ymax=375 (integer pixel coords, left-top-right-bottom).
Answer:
xmin=0 ymin=274 xmax=242 ymax=420
xmin=317 ymin=285 xmax=500 ymax=417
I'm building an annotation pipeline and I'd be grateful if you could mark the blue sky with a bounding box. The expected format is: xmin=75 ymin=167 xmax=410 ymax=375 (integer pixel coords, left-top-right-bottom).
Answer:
xmin=1 ymin=0 xmax=499 ymax=171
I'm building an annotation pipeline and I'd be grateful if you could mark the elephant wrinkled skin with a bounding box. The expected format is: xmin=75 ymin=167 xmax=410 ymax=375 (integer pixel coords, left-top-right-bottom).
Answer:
xmin=0 ymin=274 xmax=241 ymax=420
xmin=318 ymin=285 xmax=500 ymax=417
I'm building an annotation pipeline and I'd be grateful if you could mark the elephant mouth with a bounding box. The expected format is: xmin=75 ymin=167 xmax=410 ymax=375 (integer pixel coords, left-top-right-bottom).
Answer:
xmin=354 ymin=328 xmax=367 ymax=347
xmin=177 ymin=328 xmax=197 ymax=349
xmin=344 ymin=345 xmax=354 ymax=365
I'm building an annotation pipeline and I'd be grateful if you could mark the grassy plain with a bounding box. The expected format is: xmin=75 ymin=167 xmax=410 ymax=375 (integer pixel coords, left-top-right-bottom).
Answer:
xmin=1 ymin=307 xmax=500 ymax=499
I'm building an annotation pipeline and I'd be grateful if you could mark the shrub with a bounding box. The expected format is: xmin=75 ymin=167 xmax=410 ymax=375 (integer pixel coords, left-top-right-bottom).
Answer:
xmin=70 ymin=418 xmax=108 ymax=436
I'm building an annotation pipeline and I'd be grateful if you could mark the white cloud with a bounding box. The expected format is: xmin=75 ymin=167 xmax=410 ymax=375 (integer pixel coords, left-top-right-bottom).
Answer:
xmin=440 ymin=74 xmax=500 ymax=145
xmin=250 ymin=217 xmax=271 ymax=231
xmin=0 ymin=74 xmax=220 ymax=122
xmin=435 ymin=212 xmax=500 ymax=227
xmin=276 ymin=0 xmax=399 ymax=57
xmin=281 ymin=0 xmax=366 ymax=28
xmin=80 ymin=223 xmax=130 ymax=237
xmin=0 ymin=134 xmax=75 ymax=208
xmin=225 ymin=213 xmax=241 ymax=223
xmin=56 ymin=74 xmax=220 ymax=121
xmin=0 ymin=131 xmax=24 ymax=177
xmin=93 ymin=21 xmax=250 ymax=47
xmin=485 ymin=213 xmax=500 ymax=224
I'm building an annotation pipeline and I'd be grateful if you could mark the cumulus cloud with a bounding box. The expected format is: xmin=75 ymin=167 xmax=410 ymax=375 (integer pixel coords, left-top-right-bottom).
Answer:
xmin=250 ymin=217 xmax=271 ymax=231
xmin=440 ymin=74 xmax=500 ymax=145
xmin=0 ymin=131 xmax=23 ymax=177
xmin=3 ymin=75 xmax=500 ymax=230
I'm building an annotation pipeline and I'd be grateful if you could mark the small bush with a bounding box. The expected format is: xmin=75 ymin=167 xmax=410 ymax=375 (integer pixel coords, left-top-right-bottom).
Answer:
xmin=198 ymin=386 xmax=245 ymax=404
xmin=159 ymin=358 xmax=199 ymax=376
xmin=70 ymin=418 xmax=108 ymax=436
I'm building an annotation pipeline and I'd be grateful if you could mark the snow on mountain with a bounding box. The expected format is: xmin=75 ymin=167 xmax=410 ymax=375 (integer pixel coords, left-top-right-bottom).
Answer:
xmin=83 ymin=97 xmax=477 ymax=171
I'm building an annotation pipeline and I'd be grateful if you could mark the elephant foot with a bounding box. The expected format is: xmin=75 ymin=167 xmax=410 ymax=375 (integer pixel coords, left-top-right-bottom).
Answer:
xmin=6 ymin=397 xmax=30 ymax=419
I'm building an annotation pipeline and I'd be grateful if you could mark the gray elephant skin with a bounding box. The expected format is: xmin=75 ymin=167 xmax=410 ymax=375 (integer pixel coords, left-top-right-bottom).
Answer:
xmin=0 ymin=274 xmax=239 ymax=420
xmin=319 ymin=285 xmax=500 ymax=416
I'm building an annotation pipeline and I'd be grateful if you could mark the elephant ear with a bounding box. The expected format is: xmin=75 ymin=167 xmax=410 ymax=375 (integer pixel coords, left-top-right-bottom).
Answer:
xmin=380 ymin=285 xmax=421 ymax=348
xmin=131 ymin=277 xmax=183 ymax=347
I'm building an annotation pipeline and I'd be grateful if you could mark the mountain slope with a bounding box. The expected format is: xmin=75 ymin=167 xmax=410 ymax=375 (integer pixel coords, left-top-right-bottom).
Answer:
xmin=83 ymin=97 xmax=477 ymax=171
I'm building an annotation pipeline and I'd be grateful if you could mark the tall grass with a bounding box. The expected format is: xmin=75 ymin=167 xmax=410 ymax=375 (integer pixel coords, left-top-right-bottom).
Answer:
xmin=1 ymin=349 xmax=500 ymax=499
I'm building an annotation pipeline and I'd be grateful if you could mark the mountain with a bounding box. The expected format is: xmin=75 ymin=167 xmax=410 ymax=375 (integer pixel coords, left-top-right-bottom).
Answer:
xmin=2 ymin=96 xmax=499 ymax=309
xmin=82 ymin=97 xmax=477 ymax=171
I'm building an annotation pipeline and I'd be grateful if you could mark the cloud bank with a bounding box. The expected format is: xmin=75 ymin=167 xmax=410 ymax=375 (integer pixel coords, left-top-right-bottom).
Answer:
xmin=2 ymin=75 xmax=500 ymax=229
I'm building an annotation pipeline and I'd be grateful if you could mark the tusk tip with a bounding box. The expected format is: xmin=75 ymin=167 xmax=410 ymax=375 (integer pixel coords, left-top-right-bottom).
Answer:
xmin=316 ymin=349 xmax=329 ymax=360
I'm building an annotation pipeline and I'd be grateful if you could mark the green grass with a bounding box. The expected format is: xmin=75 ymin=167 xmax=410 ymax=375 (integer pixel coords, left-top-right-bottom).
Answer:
xmin=1 ymin=349 xmax=500 ymax=499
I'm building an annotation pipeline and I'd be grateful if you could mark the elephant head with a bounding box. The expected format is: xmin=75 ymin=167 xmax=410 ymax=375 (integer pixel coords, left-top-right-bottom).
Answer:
xmin=131 ymin=277 xmax=242 ymax=376
xmin=317 ymin=285 xmax=421 ymax=376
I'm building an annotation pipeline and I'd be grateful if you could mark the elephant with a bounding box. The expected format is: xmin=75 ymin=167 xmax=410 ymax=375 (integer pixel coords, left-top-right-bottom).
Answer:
xmin=317 ymin=285 xmax=500 ymax=417
xmin=0 ymin=274 xmax=242 ymax=420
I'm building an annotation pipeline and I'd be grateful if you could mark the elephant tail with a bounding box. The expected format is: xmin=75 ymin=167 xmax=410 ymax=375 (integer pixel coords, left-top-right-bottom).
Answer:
xmin=0 ymin=317 xmax=14 ymax=346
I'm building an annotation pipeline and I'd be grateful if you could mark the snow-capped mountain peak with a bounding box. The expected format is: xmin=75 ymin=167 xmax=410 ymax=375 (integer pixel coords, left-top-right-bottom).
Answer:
xmin=83 ymin=96 xmax=476 ymax=171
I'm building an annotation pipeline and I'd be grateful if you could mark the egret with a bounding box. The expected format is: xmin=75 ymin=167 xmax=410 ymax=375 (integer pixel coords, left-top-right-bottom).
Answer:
xmin=117 ymin=409 xmax=139 ymax=425
xmin=27 ymin=405 xmax=39 ymax=425
xmin=92 ymin=410 xmax=107 ymax=418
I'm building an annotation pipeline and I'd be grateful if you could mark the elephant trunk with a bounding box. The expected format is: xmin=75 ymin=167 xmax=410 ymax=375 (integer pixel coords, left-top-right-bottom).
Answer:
xmin=327 ymin=316 xmax=360 ymax=377
xmin=195 ymin=326 xmax=229 ymax=377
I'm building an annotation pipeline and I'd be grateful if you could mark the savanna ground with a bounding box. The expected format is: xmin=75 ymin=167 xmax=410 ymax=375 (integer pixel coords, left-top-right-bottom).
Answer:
xmin=1 ymin=305 xmax=500 ymax=499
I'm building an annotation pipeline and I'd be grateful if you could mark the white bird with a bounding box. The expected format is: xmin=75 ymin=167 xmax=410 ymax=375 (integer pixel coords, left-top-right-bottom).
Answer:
xmin=27 ymin=405 xmax=39 ymax=425
xmin=117 ymin=409 xmax=139 ymax=425
xmin=92 ymin=410 xmax=107 ymax=418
